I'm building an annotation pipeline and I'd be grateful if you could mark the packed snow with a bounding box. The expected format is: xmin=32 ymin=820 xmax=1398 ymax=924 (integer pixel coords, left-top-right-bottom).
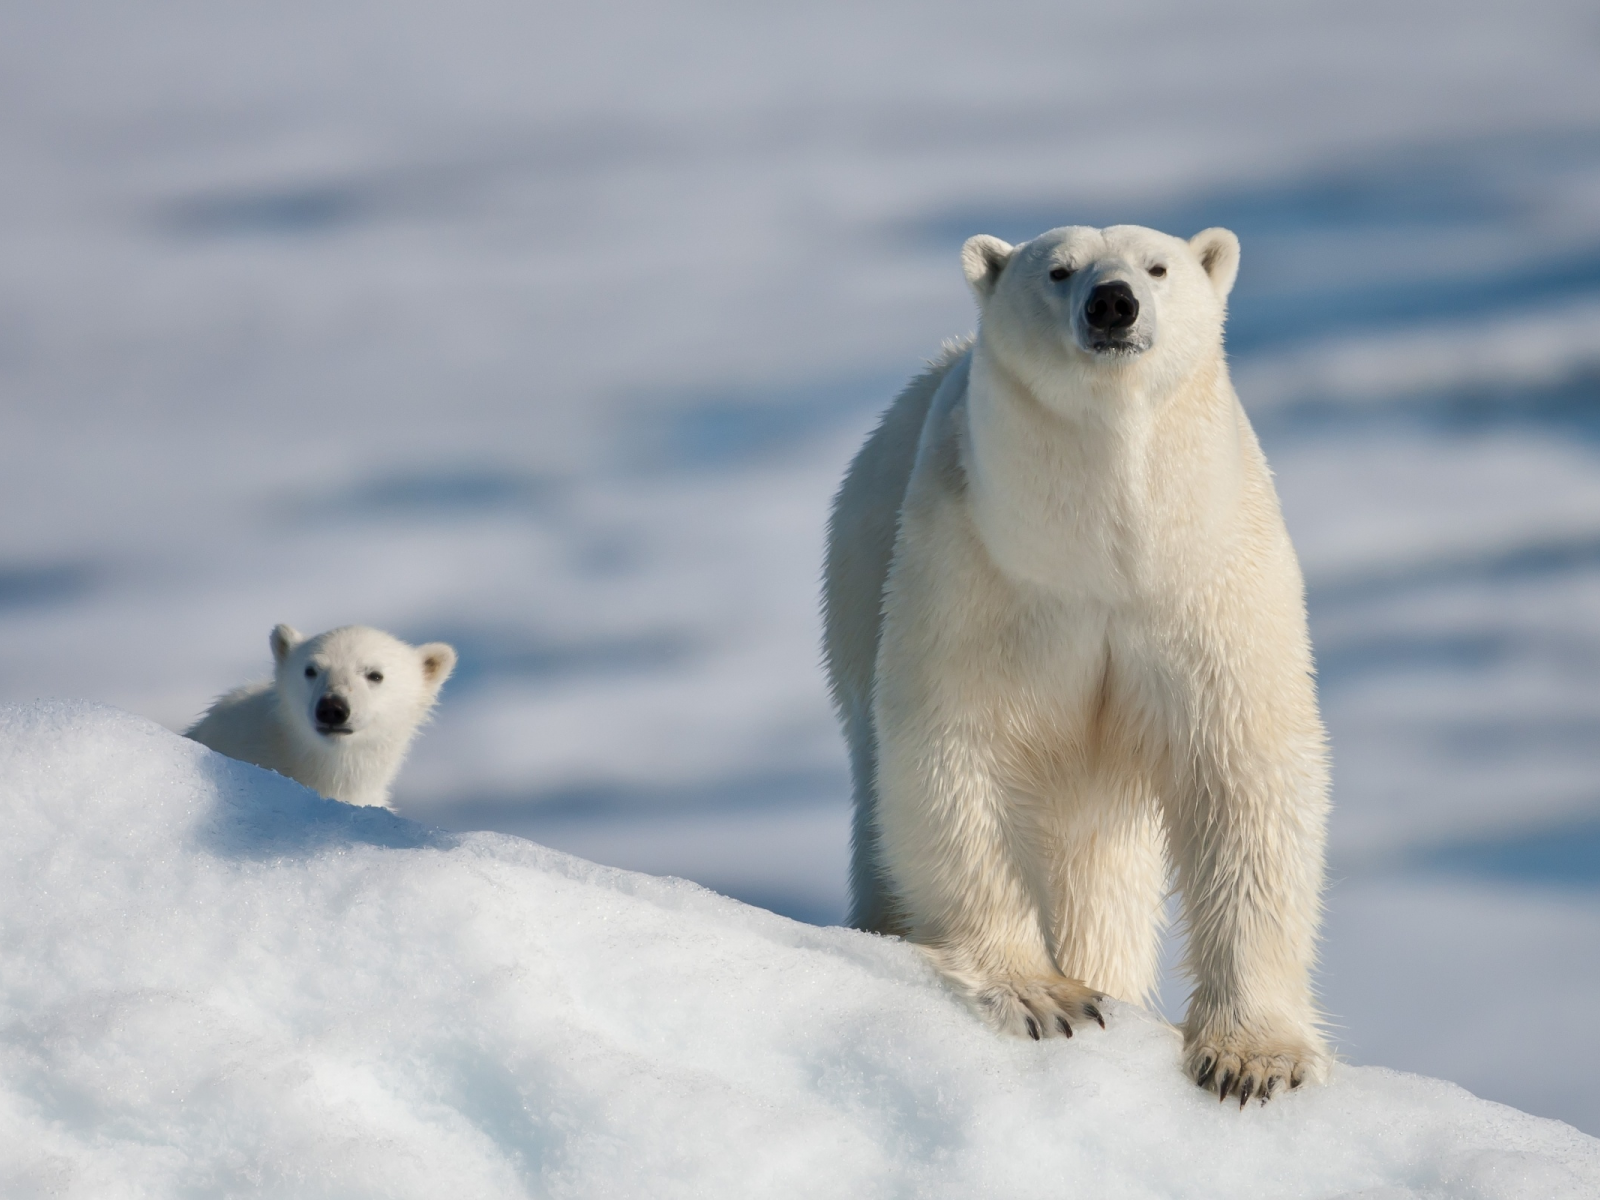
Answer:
xmin=1 ymin=701 xmax=1596 ymax=1199
xmin=2 ymin=0 xmax=1600 ymax=1136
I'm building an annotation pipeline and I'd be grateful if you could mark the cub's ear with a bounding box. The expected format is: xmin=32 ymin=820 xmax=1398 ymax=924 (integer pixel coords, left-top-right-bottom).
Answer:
xmin=418 ymin=643 xmax=457 ymax=693
xmin=961 ymin=235 xmax=1015 ymax=302
xmin=270 ymin=624 xmax=304 ymax=664
xmin=1189 ymin=228 xmax=1240 ymax=300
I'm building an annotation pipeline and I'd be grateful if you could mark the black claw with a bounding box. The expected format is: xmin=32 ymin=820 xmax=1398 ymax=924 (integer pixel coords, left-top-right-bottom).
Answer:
xmin=1056 ymin=1016 xmax=1073 ymax=1038
xmin=1263 ymin=1076 xmax=1280 ymax=1103
xmin=1289 ymin=1070 xmax=1304 ymax=1090
xmin=1237 ymin=1078 xmax=1254 ymax=1109
xmin=1195 ymin=1056 xmax=1216 ymax=1089
xmin=1087 ymin=1004 xmax=1105 ymax=1029
xmin=1025 ymin=1016 xmax=1041 ymax=1040
xmin=1217 ymin=1069 xmax=1236 ymax=1102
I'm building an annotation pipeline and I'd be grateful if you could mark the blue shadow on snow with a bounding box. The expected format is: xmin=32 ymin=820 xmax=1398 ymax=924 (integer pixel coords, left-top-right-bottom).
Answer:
xmin=1256 ymin=370 xmax=1600 ymax=451
xmin=415 ymin=625 xmax=693 ymax=697
xmin=633 ymin=370 xmax=908 ymax=472
xmin=286 ymin=466 xmax=560 ymax=524
xmin=0 ymin=562 xmax=97 ymax=611
xmin=1308 ymin=532 xmax=1600 ymax=612
xmin=162 ymin=184 xmax=367 ymax=238
xmin=1415 ymin=813 xmax=1600 ymax=888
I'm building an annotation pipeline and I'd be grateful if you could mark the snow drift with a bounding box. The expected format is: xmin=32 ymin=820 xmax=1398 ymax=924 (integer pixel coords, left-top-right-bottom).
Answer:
xmin=1 ymin=702 xmax=1595 ymax=1199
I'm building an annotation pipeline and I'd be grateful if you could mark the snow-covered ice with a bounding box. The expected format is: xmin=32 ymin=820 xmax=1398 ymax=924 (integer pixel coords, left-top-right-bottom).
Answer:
xmin=2 ymin=701 xmax=1597 ymax=1199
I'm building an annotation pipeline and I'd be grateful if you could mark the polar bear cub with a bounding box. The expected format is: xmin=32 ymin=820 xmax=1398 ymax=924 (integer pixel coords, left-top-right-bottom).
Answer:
xmin=186 ymin=624 xmax=457 ymax=810
xmin=824 ymin=224 xmax=1330 ymax=1103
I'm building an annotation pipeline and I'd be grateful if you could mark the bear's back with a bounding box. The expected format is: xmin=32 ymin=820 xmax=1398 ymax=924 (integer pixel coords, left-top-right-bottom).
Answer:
xmin=186 ymin=681 xmax=291 ymax=777
xmin=823 ymin=343 xmax=969 ymax=720
xmin=823 ymin=341 xmax=970 ymax=931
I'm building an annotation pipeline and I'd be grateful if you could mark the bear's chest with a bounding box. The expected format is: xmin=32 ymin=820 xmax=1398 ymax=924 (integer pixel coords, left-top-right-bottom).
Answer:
xmin=964 ymin=418 xmax=1163 ymax=607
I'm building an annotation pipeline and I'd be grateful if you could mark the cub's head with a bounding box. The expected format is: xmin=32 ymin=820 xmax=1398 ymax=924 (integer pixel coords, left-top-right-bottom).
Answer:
xmin=270 ymin=624 xmax=456 ymax=748
xmin=961 ymin=223 xmax=1239 ymax=397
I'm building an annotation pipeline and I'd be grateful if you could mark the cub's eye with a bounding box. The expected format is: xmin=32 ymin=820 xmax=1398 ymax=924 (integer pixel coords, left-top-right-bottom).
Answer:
xmin=366 ymin=671 xmax=383 ymax=684
xmin=304 ymin=666 xmax=317 ymax=678
xmin=1048 ymin=267 xmax=1073 ymax=282
xmin=1148 ymin=265 xmax=1167 ymax=278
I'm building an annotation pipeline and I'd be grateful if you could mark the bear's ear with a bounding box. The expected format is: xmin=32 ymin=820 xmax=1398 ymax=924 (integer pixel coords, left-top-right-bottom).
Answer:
xmin=1189 ymin=228 xmax=1240 ymax=299
xmin=961 ymin=235 xmax=1015 ymax=302
xmin=418 ymin=643 xmax=457 ymax=693
xmin=270 ymin=624 xmax=304 ymax=664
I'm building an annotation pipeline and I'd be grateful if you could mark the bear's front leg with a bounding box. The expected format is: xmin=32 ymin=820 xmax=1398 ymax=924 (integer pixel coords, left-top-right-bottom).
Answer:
xmin=874 ymin=719 xmax=1106 ymax=1041
xmin=1164 ymin=662 xmax=1333 ymax=1104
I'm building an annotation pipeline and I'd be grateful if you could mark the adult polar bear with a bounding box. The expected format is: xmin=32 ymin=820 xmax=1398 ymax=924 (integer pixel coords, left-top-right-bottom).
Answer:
xmin=824 ymin=224 xmax=1329 ymax=1104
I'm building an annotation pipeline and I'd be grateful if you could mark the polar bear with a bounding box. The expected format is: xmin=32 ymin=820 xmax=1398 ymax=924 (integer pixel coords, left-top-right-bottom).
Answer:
xmin=823 ymin=224 xmax=1330 ymax=1104
xmin=186 ymin=624 xmax=456 ymax=810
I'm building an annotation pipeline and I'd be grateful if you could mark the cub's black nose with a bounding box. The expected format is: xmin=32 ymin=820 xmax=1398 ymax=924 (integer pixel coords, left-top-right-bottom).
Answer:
xmin=1084 ymin=281 xmax=1139 ymax=332
xmin=315 ymin=695 xmax=350 ymax=728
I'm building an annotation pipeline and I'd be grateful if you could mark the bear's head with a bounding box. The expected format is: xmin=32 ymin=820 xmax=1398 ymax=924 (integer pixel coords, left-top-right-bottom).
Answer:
xmin=961 ymin=223 xmax=1239 ymax=402
xmin=269 ymin=623 xmax=456 ymax=749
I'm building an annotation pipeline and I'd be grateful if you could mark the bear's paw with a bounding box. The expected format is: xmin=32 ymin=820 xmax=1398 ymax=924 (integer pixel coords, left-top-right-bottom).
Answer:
xmin=975 ymin=976 xmax=1106 ymax=1041
xmin=1185 ymin=1031 xmax=1329 ymax=1107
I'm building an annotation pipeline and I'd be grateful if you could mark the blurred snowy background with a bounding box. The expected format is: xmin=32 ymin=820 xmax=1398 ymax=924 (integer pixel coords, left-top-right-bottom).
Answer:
xmin=1 ymin=0 xmax=1598 ymax=1134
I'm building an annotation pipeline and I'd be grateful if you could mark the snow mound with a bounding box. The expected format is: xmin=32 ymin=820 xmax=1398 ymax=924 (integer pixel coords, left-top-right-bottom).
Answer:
xmin=1 ymin=702 xmax=1595 ymax=1199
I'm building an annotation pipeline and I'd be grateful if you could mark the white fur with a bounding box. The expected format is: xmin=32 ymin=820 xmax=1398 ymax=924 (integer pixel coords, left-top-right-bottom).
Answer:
xmin=824 ymin=225 xmax=1330 ymax=1102
xmin=186 ymin=624 xmax=456 ymax=810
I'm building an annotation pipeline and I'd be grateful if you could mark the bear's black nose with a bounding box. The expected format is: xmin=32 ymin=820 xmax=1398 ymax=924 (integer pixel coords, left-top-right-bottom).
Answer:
xmin=1084 ymin=281 xmax=1139 ymax=332
xmin=315 ymin=694 xmax=351 ymax=728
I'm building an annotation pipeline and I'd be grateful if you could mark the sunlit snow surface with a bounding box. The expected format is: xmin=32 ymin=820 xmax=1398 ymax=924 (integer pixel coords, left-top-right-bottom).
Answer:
xmin=2 ymin=702 xmax=1597 ymax=1199
xmin=2 ymin=0 xmax=1600 ymax=1138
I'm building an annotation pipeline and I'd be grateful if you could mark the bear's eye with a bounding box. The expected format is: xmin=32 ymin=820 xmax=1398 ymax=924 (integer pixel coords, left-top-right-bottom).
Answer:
xmin=366 ymin=671 xmax=383 ymax=684
xmin=1048 ymin=267 xmax=1073 ymax=282
xmin=1148 ymin=265 xmax=1167 ymax=278
xmin=304 ymin=666 xmax=317 ymax=678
